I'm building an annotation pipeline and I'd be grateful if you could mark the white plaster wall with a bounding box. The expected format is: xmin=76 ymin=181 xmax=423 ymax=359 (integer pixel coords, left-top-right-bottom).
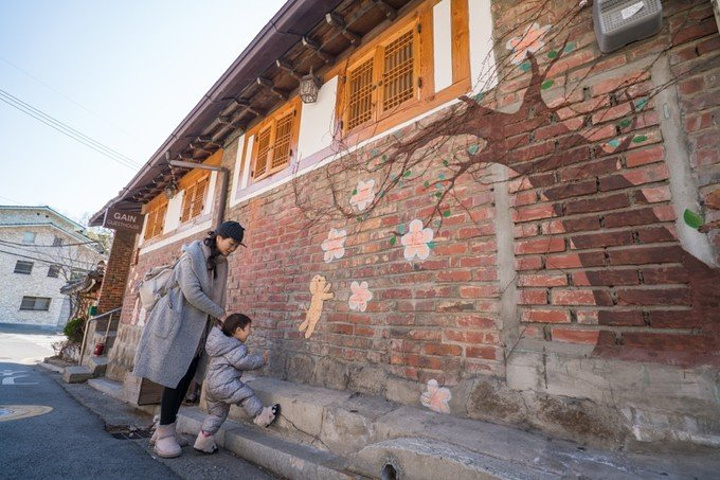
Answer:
xmin=164 ymin=191 xmax=184 ymax=234
xmin=469 ymin=0 xmax=497 ymax=93
xmin=297 ymin=75 xmax=338 ymax=161
xmin=0 ymin=225 xmax=100 ymax=328
xmin=433 ymin=0 xmax=453 ymax=92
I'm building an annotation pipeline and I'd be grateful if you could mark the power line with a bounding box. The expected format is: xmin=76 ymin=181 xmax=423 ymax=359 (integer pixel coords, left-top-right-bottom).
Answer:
xmin=0 ymin=87 xmax=142 ymax=170
xmin=0 ymin=55 xmax=141 ymax=140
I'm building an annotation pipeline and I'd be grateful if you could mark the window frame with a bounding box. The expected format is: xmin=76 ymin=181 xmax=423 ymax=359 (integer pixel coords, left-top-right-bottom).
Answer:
xmin=48 ymin=265 xmax=61 ymax=278
xmin=143 ymin=196 xmax=168 ymax=241
xmin=22 ymin=232 xmax=36 ymax=244
xmin=246 ymin=98 xmax=301 ymax=182
xmin=180 ymin=172 xmax=210 ymax=224
xmin=14 ymin=260 xmax=33 ymax=275
xmin=341 ymin=16 xmax=421 ymax=135
xmin=20 ymin=296 xmax=51 ymax=311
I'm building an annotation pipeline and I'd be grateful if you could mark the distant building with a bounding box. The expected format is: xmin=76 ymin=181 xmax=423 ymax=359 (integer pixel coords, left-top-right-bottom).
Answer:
xmin=0 ymin=206 xmax=106 ymax=329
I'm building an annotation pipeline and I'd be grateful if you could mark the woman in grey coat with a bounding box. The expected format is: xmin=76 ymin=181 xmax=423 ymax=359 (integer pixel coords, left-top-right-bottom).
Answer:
xmin=133 ymin=221 xmax=246 ymax=459
xmin=193 ymin=313 xmax=280 ymax=454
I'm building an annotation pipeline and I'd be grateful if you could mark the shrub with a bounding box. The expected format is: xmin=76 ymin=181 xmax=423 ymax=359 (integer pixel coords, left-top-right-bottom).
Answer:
xmin=63 ymin=317 xmax=85 ymax=343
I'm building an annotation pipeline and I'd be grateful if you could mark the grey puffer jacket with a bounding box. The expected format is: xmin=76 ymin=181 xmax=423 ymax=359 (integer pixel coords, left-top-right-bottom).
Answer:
xmin=204 ymin=326 xmax=265 ymax=403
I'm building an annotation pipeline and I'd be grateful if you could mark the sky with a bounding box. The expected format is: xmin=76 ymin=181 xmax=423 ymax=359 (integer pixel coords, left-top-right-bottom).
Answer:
xmin=0 ymin=0 xmax=287 ymax=224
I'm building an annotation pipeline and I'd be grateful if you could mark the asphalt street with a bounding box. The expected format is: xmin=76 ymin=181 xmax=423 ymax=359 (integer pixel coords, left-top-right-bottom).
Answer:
xmin=0 ymin=327 xmax=281 ymax=480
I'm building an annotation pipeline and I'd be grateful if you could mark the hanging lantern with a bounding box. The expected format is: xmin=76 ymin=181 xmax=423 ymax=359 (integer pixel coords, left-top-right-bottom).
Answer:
xmin=299 ymin=68 xmax=322 ymax=104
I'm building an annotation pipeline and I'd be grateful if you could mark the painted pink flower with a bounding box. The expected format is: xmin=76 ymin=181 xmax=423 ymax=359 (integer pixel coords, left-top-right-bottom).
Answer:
xmin=348 ymin=281 xmax=372 ymax=312
xmin=321 ymin=228 xmax=347 ymax=263
xmin=350 ymin=179 xmax=376 ymax=212
xmin=401 ymin=219 xmax=433 ymax=262
xmin=506 ymin=22 xmax=551 ymax=65
xmin=420 ymin=379 xmax=451 ymax=414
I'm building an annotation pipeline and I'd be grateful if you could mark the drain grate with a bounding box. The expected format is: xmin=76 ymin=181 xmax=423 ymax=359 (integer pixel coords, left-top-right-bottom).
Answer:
xmin=105 ymin=424 xmax=152 ymax=440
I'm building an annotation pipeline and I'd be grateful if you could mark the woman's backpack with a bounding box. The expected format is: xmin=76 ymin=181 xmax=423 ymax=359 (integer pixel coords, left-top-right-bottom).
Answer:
xmin=137 ymin=257 xmax=181 ymax=311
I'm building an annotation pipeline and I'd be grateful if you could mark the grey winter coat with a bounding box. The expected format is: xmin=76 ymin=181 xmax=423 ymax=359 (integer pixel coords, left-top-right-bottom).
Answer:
xmin=133 ymin=240 xmax=228 ymax=389
xmin=204 ymin=326 xmax=265 ymax=405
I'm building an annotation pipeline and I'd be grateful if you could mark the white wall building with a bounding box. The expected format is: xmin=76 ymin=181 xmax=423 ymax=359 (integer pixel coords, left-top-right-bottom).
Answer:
xmin=0 ymin=206 xmax=106 ymax=329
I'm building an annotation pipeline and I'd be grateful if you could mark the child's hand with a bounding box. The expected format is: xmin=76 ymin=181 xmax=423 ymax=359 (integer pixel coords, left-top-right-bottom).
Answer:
xmin=263 ymin=351 xmax=270 ymax=364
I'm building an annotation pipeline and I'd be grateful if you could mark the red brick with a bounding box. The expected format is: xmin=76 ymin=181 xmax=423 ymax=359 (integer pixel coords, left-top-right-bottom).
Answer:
xmin=423 ymin=343 xmax=463 ymax=356
xmin=564 ymin=193 xmax=630 ymax=215
xmin=466 ymin=346 xmax=497 ymax=359
xmin=572 ymin=268 xmax=640 ymax=286
xmin=515 ymin=237 xmax=566 ymax=255
xmin=518 ymin=289 xmax=548 ymax=305
xmin=570 ymin=231 xmax=634 ymax=249
xmin=512 ymin=204 xmax=557 ymax=222
xmin=626 ymin=146 xmax=666 ymax=168
xmin=546 ymin=251 xmax=606 ymax=269
xmin=551 ymin=289 xmax=613 ymax=306
xmin=519 ymin=273 xmax=568 ymax=287
xmin=608 ymin=246 xmax=685 ymax=266
xmin=598 ymin=310 xmax=645 ymax=326
xmin=616 ymin=287 xmax=692 ymax=306
xmin=543 ymin=180 xmax=597 ymax=200
xmin=551 ymin=328 xmax=600 ymax=344
xmin=599 ymin=164 xmax=670 ymax=192
xmin=522 ymin=309 xmax=571 ymax=323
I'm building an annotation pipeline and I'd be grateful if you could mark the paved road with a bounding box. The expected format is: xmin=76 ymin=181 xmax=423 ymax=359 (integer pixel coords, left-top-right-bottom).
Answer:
xmin=0 ymin=327 xmax=281 ymax=480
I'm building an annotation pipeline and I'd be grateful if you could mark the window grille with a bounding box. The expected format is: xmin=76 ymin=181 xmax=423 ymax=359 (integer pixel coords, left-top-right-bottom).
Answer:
xmin=48 ymin=265 xmax=60 ymax=278
xmin=53 ymin=236 xmax=64 ymax=247
xmin=382 ymin=29 xmax=415 ymax=111
xmin=144 ymin=203 xmax=167 ymax=240
xmin=346 ymin=59 xmax=375 ymax=130
xmin=253 ymin=127 xmax=272 ymax=178
xmin=251 ymin=106 xmax=296 ymax=180
xmin=272 ymin=112 xmax=294 ymax=170
xmin=14 ymin=261 xmax=33 ymax=275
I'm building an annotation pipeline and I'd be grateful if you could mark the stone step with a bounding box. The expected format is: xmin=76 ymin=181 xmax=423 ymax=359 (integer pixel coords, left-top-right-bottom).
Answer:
xmin=178 ymin=407 xmax=366 ymax=480
xmin=62 ymin=365 xmax=92 ymax=384
xmin=87 ymin=355 xmax=108 ymax=377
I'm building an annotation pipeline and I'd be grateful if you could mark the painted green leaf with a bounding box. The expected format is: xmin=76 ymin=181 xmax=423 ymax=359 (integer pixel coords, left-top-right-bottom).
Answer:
xmin=683 ymin=209 xmax=704 ymax=229
xmin=632 ymin=135 xmax=647 ymax=143
xmin=371 ymin=148 xmax=379 ymax=157
xmin=617 ymin=118 xmax=631 ymax=128
xmin=398 ymin=224 xmax=406 ymax=234
xmin=435 ymin=192 xmax=442 ymax=198
xmin=378 ymin=190 xmax=385 ymax=198
xmin=352 ymin=189 xmax=358 ymax=195
xmin=473 ymin=91 xmax=484 ymax=102
xmin=607 ymin=138 xmax=621 ymax=148
xmin=356 ymin=216 xmax=363 ymax=222
xmin=442 ymin=210 xmax=451 ymax=217
xmin=438 ymin=174 xmax=445 ymax=180
xmin=467 ymin=144 xmax=480 ymax=155
xmin=389 ymin=236 xmax=397 ymax=246
xmin=635 ymin=98 xmax=648 ymax=111
xmin=564 ymin=42 xmax=576 ymax=53
xmin=519 ymin=61 xmax=531 ymax=72
xmin=548 ymin=50 xmax=558 ymax=59
xmin=424 ymin=181 xmax=430 ymax=188
xmin=541 ymin=80 xmax=554 ymax=90
xmin=436 ymin=183 xmax=443 ymax=190
xmin=381 ymin=154 xmax=387 ymax=162
xmin=428 ymin=241 xmax=436 ymax=250
xmin=443 ymin=159 xmax=449 ymax=167
xmin=403 ymin=170 xmax=412 ymax=178
xmin=434 ymin=220 xmax=441 ymax=227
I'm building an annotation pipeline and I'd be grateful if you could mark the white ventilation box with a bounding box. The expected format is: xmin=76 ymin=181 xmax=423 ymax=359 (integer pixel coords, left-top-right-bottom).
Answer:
xmin=593 ymin=0 xmax=663 ymax=53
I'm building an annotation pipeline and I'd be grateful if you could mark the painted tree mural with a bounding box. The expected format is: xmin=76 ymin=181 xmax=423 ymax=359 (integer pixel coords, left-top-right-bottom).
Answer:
xmin=290 ymin=0 xmax=720 ymax=372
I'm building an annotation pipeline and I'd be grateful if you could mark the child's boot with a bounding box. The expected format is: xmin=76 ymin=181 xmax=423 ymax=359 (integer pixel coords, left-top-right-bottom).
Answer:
xmin=253 ymin=404 xmax=281 ymax=427
xmin=193 ymin=430 xmax=218 ymax=454
xmin=154 ymin=423 xmax=182 ymax=458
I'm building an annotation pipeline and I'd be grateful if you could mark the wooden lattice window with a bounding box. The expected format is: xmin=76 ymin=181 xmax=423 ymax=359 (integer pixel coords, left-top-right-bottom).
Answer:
xmin=346 ymin=58 xmax=375 ymax=130
xmin=343 ymin=22 xmax=418 ymax=132
xmin=181 ymin=175 xmax=209 ymax=223
xmin=144 ymin=202 xmax=167 ymax=240
xmin=251 ymin=105 xmax=297 ymax=180
xmin=381 ymin=29 xmax=415 ymax=111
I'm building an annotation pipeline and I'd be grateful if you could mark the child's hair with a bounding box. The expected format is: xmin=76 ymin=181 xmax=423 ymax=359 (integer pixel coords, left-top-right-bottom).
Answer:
xmin=222 ymin=313 xmax=252 ymax=337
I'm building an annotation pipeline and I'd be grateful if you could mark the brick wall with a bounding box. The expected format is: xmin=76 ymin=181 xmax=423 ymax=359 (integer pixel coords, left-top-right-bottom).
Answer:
xmin=97 ymin=230 xmax=136 ymax=313
xmin=113 ymin=0 xmax=719 ymax=447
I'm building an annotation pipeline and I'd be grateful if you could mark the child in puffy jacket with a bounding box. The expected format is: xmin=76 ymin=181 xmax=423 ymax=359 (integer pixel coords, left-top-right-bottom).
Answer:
xmin=193 ymin=313 xmax=280 ymax=454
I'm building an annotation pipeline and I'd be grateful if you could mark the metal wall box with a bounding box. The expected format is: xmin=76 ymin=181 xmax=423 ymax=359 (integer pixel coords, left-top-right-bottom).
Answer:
xmin=593 ymin=0 xmax=663 ymax=53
